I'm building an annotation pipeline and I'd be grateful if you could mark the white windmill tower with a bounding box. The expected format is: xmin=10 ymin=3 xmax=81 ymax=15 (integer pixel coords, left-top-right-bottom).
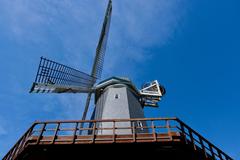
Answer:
xmin=30 ymin=0 xmax=165 ymax=135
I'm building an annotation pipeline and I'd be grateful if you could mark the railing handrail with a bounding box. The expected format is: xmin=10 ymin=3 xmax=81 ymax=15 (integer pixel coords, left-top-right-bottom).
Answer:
xmin=33 ymin=117 xmax=178 ymax=124
xmin=3 ymin=123 xmax=37 ymax=160
xmin=3 ymin=117 xmax=233 ymax=160
xmin=176 ymin=118 xmax=233 ymax=160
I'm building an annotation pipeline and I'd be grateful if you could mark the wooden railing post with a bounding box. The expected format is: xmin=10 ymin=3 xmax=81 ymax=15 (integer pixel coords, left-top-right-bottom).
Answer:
xmin=166 ymin=120 xmax=172 ymax=141
xmin=19 ymin=124 xmax=35 ymax=152
xmin=79 ymin=122 xmax=83 ymax=135
xmin=209 ymin=144 xmax=216 ymax=160
xmin=112 ymin=121 xmax=116 ymax=143
xmin=178 ymin=120 xmax=188 ymax=144
xmin=5 ymin=147 xmax=13 ymax=160
xmin=51 ymin=122 xmax=60 ymax=144
xmin=217 ymin=149 xmax=223 ymax=160
xmin=14 ymin=135 xmax=26 ymax=156
xmin=199 ymin=138 xmax=208 ymax=158
xmin=72 ymin=122 xmax=78 ymax=144
xmin=92 ymin=122 xmax=96 ymax=143
xmin=36 ymin=123 xmax=46 ymax=144
xmin=151 ymin=120 xmax=157 ymax=141
xmin=189 ymin=130 xmax=197 ymax=150
xmin=11 ymin=142 xmax=21 ymax=159
xmin=3 ymin=123 xmax=37 ymax=160
xmin=132 ymin=121 xmax=136 ymax=142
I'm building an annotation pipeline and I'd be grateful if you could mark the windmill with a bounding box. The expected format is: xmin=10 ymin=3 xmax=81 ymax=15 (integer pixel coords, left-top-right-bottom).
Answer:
xmin=3 ymin=1 xmax=234 ymax=160
xmin=30 ymin=0 xmax=166 ymax=127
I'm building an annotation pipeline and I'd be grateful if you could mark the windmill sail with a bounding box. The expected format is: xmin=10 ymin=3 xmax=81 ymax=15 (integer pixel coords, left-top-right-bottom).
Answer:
xmin=91 ymin=0 xmax=112 ymax=79
xmin=82 ymin=0 xmax=112 ymax=120
xmin=30 ymin=57 xmax=95 ymax=93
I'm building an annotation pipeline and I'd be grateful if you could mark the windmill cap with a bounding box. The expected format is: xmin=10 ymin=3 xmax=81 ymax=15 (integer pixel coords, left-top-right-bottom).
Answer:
xmin=96 ymin=77 xmax=136 ymax=90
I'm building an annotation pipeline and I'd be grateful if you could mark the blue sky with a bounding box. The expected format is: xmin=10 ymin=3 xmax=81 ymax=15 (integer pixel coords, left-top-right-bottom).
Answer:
xmin=0 ymin=0 xmax=239 ymax=159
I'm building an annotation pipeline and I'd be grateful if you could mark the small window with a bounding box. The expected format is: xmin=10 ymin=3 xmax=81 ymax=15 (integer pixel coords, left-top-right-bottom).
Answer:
xmin=115 ymin=94 xmax=119 ymax=99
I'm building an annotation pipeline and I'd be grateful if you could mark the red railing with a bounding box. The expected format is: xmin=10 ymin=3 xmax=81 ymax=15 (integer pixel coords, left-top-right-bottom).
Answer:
xmin=3 ymin=118 xmax=233 ymax=160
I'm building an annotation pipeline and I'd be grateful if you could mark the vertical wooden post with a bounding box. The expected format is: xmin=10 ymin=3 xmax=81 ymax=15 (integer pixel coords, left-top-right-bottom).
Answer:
xmin=179 ymin=121 xmax=187 ymax=144
xmin=37 ymin=123 xmax=46 ymax=144
xmin=151 ymin=120 xmax=157 ymax=141
xmin=112 ymin=121 xmax=116 ymax=143
xmin=16 ymin=125 xmax=34 ymax=156
xmin=6 ymin=147 xmax=14 ymax=160
xmin=132 ymin=121 xmax=136 ymax=142
xmin=72 ymin=122 xmax=78 ymax=144
xmin=199 ymin=138 xmax=208 ymax=158
xmin=166 ymin=120 xmax=172 ymax=141
xmin=13 ymin=136 xmax=25 ymax=157
xmin=20 ymin=124 xmax=35 ymax=151
xmin=92 ymin=122 xmax=96 ymax=143
xmin=51 ymin=123 xmax=60 ymax=144
xmin=9 ymin=146 xmax=17 ymax=160
xmin=217 ymin=149 xmax=223 ymax=160
xmin=209 ymin=144 xmax=216 ymax=160
xmin=189 ymin=130 xmax=196 ymax=150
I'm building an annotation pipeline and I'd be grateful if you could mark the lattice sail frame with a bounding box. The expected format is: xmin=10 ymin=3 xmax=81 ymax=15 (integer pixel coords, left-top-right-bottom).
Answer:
xmin=30 ymin=57 xmax=95 ymax=93
xmin=30 ymin=1 xmax=112 ymax=95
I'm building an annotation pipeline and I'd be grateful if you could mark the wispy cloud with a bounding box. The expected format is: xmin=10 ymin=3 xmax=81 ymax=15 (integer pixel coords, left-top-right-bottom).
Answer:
xmin=113 ymin=0 xmax=187 ymax=46
xmin=0 ymin=125 xmax=7 ymax=136
xmin=0 ymin=116 xmax=7 ymax=136
xmin=0 ymin=0 xmax=188 ymax=67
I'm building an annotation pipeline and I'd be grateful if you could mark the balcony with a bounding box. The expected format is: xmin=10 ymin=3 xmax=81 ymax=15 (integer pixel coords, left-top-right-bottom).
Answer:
xmin=3 ymin=117 xmax=233 ymax=160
